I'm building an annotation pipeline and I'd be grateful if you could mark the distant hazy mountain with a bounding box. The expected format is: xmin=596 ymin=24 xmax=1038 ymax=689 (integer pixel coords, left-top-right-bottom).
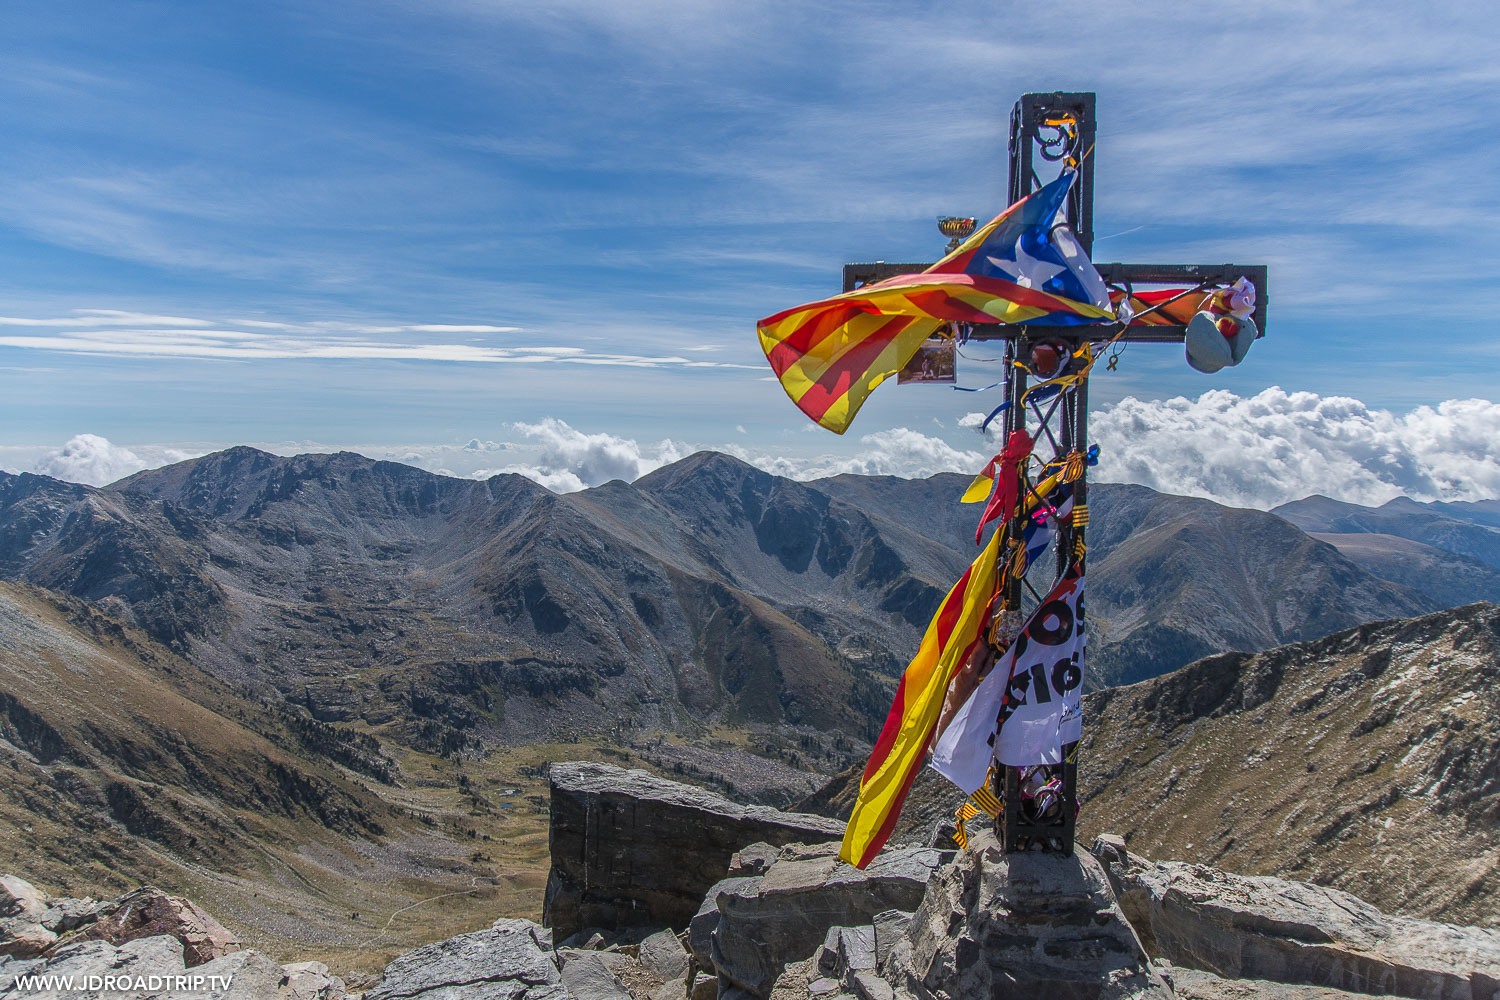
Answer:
xmin=1274 ymin=493 xmax=1500 ymax=570
xmin=812 ymin=476 xmax=1430 ymax=689
xmin=0 ymin=450 xmax=1454 ymax=749
xmin=7 ymin=450 xmax=946 ymax=749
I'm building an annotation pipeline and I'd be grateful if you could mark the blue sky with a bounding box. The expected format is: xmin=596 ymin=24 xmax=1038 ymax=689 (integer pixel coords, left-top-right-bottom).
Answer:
xmin=2 ymin=1 xmax=1499 ymax=505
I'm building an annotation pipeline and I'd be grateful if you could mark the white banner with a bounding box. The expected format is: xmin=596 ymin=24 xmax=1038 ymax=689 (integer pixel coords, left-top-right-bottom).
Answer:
xmin=932 ymin=567 xmax=1085 ymax=793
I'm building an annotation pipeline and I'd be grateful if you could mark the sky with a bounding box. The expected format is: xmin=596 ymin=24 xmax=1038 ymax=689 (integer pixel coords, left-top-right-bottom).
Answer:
xmin=2 ymin=0 xmax=1499 ymax=508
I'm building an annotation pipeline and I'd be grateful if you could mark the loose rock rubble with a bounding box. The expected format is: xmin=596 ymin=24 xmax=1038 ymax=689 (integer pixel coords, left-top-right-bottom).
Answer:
xmin=348 ymin=791 xmax=1500 ymax=1000
xmin=0 ymin=875 xmax=346 ymax=999
xmin=699 ymin=841 xmax=946 ymax=1000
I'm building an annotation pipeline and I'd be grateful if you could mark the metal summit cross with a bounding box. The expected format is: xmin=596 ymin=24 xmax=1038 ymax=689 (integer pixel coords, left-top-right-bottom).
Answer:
xmin=843 ymin=91 xmax=1269 ymax=854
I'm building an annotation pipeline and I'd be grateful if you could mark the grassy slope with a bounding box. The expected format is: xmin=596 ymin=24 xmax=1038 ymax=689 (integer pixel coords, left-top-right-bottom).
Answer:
xmin=0 ymin=581 xmax=842 ymax=983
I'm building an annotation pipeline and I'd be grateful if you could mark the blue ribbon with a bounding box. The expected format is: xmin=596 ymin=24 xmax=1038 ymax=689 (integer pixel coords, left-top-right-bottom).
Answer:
xmin=979 ymin=400 xmax=1011 ymax=432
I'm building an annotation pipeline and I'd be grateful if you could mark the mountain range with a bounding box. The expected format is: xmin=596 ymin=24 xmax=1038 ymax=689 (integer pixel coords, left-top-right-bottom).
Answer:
xmin=5 ymin=448 xmax=1497 ymax=756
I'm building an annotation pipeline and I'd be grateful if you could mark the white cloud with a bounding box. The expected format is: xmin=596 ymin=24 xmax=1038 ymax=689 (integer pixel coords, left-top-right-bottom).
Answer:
xmin=956 ymin=411 xmax=989 ymax=430
xmin=409 ymin=324 xmax=520 ymax=333
xmin=482 ymin=418 xmax=689 ymax=491
xmin=18 ymin=391 xmax=1500 ymax=508
xmin=0 ymin=309 xmax=209 ymax=327
xmin=32 ymin=434 xmax=152 ymax=486
xmin=725 ymin=427 xmax=986 ymax=482
xmin=1092 ymin=388 xmax=1500 ymax=508
xmin=485 ymin=465 xmax=589 ymax=493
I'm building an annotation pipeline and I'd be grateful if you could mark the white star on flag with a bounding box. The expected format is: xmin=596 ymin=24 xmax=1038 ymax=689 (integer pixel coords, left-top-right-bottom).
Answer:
xmin=987 ymin=237 xmax=1066 ymax=289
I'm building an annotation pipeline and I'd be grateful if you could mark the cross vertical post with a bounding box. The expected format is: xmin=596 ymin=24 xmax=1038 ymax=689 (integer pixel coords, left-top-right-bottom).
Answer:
xmin=997 ymin=92 xmax=1096 ymax=854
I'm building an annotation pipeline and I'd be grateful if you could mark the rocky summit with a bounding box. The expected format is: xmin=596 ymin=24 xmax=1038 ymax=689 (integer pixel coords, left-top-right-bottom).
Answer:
xmin=4 ymin=755 xmax=1499 ymax=998
xmin=128 ymin=763 xmax=1489 ymax=1000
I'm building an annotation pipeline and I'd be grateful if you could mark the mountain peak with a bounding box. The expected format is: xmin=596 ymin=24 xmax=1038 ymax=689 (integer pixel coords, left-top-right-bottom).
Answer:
xmin=633 ymin=450 xmax=770 ymax=493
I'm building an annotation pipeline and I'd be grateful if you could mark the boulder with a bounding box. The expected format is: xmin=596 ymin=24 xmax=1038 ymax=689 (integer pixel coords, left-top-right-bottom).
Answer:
xmin=0 ymin=918 xmax=56 ymax=959
xmin=1092 ymin=844 xmax=1500 ymax=1000
xmin=708 ymin=842 xmax=948 ymax=1000
xmin=848 ymin=969 xmax=893 ymax=1000
xmin=281 ymin=959 xmax=350 ymax=999
xmin=73 ymin=886 xmax=239 ymax=967
xmin=12 ymin=934 xmax=186 ymax=997
xmin=640 ymin=929 xmax=691 ymax=982
xmin=869 ymin=911 xmax=911 ymax=971
xmin=882 ymin=828 xmax=1169 ymax=1000
xmin=0 ymin=874 xmax=58 ymax=960
xmin=815 ymin=926 xmax=874 ymax=981
xmin=728 ymin=844 xmax=780 ymax=878
xmin=0 ymin=876 xmax=47 ymax=921
xmin=689 ymin=878 xmax=755 ymax=976
xmin=652 ymin=979 xmax=687 ymax=1000
xmin=544 ymin=762 xmax=843 ymax=940
xmin=0 ymin=954 xmax=44 ymax=993
xmin=493 ymin=917 xmax=555 ymax=954
xmin=366 ymin=917 xmax=566 ymax=1000
xmin=155 ymin=948 xmax=288 ymax=999
xmin=39 ymin=896 xmax=108 ymax=934
xmin=561 ymin=930 xmax=611 ymax=950
xmin=691 ymin=972 xmax=717 ymax=1000
xmin=559 ymin=951 xmax=635 ymax=1000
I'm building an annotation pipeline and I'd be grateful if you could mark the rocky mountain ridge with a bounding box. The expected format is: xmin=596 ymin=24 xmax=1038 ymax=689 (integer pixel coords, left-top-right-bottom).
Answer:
xmin=1077 ymin=599 xmax=1500 ymax=928
xmin=0 ymin=448 xmax=1459 ymax=753
xmin=1272 ymin=494 xmax=1500 ymax=610
xmin=795 ymin=601 xmax=1500 ymax=929
xmin=1273 ymin=494 xmax=1500 ymax=570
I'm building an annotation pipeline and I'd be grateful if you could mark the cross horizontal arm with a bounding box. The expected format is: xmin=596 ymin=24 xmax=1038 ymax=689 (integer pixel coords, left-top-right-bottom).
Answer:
xmin=840 ymin=261 xmax=1268 ymax=344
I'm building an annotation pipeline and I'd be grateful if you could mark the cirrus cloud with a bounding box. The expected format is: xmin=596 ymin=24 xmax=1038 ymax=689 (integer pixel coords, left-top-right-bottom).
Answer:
xmin=0 ymin=310 xmax=761 ymax=371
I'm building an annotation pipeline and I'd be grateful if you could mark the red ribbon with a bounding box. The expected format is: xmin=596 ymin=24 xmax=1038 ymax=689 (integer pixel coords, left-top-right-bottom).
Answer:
xmin=974 ymin=429 xmax=1034 ymax=544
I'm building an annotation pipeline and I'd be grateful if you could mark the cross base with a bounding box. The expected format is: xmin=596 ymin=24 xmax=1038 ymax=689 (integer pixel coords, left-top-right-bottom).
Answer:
xmin=995 ymin=755 xmax=1078 ymax=855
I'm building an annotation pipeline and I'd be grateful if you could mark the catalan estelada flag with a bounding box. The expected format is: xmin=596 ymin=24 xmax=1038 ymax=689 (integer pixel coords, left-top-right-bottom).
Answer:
xmin=757 ymin=169 xmax=1114 ymax=434
xmin=840 ymin=524 xmax=1004 ymax=868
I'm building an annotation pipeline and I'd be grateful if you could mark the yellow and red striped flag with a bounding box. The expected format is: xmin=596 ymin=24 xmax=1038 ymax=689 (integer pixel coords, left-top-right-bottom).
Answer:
xmin=757 ymin=170 xmax=1114 ymax=435
xmin=840 ymin=525 xmax=1004 ymax=868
